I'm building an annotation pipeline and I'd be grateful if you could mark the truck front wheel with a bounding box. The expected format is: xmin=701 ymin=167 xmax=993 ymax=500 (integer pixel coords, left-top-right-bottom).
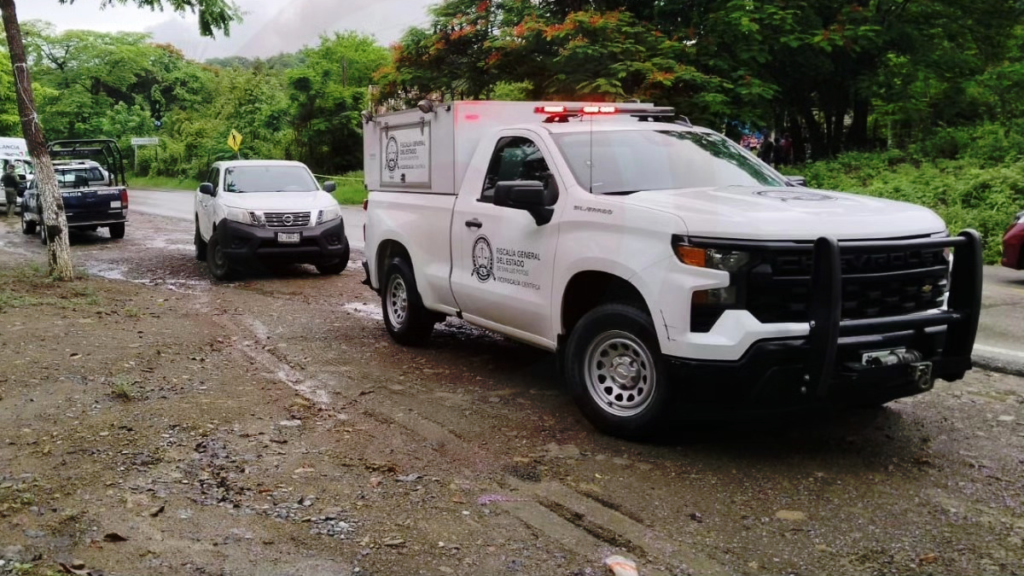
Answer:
xmin=382 ymin=258 xmax=435 ymax=346
xmin=194 ymin=220 xmax=207 ymax=261
xmin=206 ymin=234 xmax=236 ymax=281
xmin=566 ymin=304 xmax=673 ymax=440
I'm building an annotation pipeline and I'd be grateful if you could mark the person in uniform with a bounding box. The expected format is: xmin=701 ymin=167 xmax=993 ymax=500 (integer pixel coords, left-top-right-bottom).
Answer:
xmin=2 ymin=164 xmax=20 ymax=218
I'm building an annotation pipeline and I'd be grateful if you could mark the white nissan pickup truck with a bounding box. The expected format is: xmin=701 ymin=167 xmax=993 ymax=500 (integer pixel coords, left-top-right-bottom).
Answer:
xmin=360 ymin=101 xmax=982 ymax=439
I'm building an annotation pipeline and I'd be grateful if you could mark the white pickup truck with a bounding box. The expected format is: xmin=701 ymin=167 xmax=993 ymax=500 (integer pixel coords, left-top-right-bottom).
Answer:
xmin=361 ymin=101 xmax=982 ymax=439
xmin=194 ymin=160 xmax=349 ymax=281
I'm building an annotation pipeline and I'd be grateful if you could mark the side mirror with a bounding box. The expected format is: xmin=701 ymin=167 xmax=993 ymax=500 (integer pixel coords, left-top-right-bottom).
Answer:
xmin=787 ymin=176 xmax=807 ymax=187
xmin=199 ymin=183 xmax=215 ymax=196
xmin=494 ymin=180 xmax=559 ymax=225
xmin=324 ymin=181 xmax=337 ymax=193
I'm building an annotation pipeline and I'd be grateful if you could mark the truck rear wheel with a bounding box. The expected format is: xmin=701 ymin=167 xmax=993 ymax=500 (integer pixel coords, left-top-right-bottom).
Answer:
xmin=109 ymin=222 xmax=125 ymax=239
xmin=382 ymin=258 xmax=435 ymax=346
xmin=565 ymin=303 xmax=672 ymax=440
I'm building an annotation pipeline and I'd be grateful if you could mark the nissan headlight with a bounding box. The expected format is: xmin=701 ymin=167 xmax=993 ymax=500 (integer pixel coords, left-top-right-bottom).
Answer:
xmin=225 ymin=207 xmax=265 ymax=227
xmin=317 ymin=205 xmax=342 ymax=225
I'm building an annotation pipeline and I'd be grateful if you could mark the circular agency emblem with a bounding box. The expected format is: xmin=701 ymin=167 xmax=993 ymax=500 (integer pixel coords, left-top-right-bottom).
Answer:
xmin=754 ymin=189 xmax=836 ymax=202
xmin=471 ymin=235 xmax=494 ymax=283
xmin=385 ymin=136 xmax=400 ymax=173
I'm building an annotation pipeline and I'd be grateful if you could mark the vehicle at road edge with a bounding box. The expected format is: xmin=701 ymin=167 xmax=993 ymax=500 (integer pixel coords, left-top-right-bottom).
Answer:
xmin=361 ymin=101 xmax=983 ymax=440
xmin=194 ymin=160 xmax=349 ymax=281
xmin=22 ymin=139 xmax=129 ymax=242
xmin=1001 ymin=210 xmax=1024 ymax=270
xmin=1 ymin=136 xmax=34 ymax=215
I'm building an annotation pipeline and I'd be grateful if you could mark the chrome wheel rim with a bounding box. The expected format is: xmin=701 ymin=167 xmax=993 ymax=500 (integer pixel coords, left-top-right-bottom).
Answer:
xmin=387 ymin=275 xmax=409 ymax=328
xmin=584 ymin=331 xmax=656 ymax=417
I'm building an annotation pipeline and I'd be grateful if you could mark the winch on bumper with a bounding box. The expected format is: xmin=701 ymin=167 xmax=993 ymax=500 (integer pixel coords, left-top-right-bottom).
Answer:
xmin=217 ymin=218 xmax=349 ymax=265
xmin=670 ymin=231 xmax=983 ymax=414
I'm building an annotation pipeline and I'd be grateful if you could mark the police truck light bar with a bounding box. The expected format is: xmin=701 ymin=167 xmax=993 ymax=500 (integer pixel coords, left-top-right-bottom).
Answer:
xmin=534 ymin=104 xmax=675 ymax=117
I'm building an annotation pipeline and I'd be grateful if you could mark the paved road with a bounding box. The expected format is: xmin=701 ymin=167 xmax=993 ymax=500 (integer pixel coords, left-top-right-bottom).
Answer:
xmin=130 ymin=188 xmax=366 ymax=250
xmin=129 ymin=188 xmax=1024 ymax=371
xmin=977 ymin=265 xmax=1024 ymax=371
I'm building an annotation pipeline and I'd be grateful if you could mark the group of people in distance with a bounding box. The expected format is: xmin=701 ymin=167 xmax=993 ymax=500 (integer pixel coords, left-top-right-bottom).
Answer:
xmin=740 ymin=133 xmax=795 ymax=168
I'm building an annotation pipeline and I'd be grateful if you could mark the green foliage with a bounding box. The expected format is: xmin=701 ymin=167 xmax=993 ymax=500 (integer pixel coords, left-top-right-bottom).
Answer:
xmin=796 ymin=125 xmax=1024 ymax=263
xmin=57 ymin=0 xmax=240 ymax=38
xmin=325 ymin=171 xmax=367 ymax=205
xmin=288 ymin=33 xmax=389 ymax=175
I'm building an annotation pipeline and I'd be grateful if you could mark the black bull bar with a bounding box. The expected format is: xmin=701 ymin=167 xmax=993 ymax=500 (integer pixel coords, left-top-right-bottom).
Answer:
xmin=805 ymin=230 xmax=983 ymax=396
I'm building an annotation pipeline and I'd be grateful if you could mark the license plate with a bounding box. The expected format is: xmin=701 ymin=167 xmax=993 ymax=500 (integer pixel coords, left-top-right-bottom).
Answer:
xmin=277 ymin=232 xmax=301 ymax=244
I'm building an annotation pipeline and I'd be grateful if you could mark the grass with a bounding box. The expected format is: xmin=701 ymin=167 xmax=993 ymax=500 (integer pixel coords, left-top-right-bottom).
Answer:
xmin=109 ymin=374 xmax=140 ymax=401
xmin=129 ymin=174 xmax=201 ymax=192
xmin=322 ymin=171 xmax=366 ymax=205
xmin=0 ymin=264 xmax=104 ymax=313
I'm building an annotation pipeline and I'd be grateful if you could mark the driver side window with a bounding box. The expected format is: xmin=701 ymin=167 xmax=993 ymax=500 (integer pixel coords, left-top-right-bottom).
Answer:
xmin=208 ymin=168 xmax=220 ymax=192
xmin=480 ymin=137 xmax=553 ymax=203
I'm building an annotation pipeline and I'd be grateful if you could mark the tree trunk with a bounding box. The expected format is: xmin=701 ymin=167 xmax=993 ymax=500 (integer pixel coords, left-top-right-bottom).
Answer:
xmin=847 ymin=96 xmax=870 ymax=150
xmin=1 ymin=0 xmax=73 ymax=280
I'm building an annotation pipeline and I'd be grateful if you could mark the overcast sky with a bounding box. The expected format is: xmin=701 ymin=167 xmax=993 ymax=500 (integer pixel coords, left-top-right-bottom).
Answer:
xmin=16 ymin=0 xmax=432 ymax=60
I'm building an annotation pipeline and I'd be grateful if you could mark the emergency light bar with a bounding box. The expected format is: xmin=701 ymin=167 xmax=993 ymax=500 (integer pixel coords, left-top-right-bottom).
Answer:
xmin=533 ymin=105 xmax=675 ymax=116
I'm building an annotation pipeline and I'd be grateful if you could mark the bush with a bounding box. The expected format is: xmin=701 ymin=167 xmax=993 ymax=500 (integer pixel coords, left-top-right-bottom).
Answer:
xmin=796 ymin=146 xmax=1022 ymax=264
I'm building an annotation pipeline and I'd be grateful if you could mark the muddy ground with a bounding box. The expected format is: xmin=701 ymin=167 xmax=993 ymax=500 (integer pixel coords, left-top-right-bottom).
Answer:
xmin=0 ymin=214 xmax=1022 ymax=576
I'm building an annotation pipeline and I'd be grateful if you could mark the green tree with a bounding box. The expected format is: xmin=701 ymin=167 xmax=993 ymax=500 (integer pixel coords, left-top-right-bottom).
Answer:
xmin=0 ymin=0 xmax=238 ymax=280
xmin=288 ymin=32 xmax=388 ymax=174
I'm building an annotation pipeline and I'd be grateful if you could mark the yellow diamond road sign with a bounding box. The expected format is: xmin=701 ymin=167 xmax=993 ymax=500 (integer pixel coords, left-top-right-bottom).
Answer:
xmin=228 ymin=130 xmax=243 ymax=152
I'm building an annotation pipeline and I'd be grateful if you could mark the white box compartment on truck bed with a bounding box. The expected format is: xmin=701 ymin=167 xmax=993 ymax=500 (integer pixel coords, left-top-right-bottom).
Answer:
xmin=363 ymin=101 xmax=636 ymax=195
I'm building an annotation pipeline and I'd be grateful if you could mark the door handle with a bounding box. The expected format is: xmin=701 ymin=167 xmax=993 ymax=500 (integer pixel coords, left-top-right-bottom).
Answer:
xmin=465 ymin=218 xmax=483 ymax=229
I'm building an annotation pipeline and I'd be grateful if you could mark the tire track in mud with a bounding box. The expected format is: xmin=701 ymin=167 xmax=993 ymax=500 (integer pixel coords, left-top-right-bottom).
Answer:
xmin=180 ymin=277 xmax=726 ymax=573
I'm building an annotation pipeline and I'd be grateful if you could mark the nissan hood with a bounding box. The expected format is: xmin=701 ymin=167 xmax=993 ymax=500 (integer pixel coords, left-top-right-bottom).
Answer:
xmin=220 ymin=191 xmax=333 ymax=211
xmin=622 ymin=186 xmax=947 ymax=241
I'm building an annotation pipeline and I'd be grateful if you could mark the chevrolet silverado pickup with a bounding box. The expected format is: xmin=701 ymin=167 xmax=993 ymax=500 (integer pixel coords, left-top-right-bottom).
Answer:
xmin=360 ymin=101 xmax=982 ymax=439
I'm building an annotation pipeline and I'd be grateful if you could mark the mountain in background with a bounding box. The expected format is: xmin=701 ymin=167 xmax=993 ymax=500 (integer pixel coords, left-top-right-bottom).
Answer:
xmin=148 ymin=0 xmax=431 ymax=61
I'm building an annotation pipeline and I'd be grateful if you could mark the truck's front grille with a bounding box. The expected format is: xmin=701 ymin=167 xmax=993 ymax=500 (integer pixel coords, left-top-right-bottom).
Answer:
xmin=264 ymin=212 xmax=310 ymax=228
xmin=747 ymin=242 xmax=949 ymax=324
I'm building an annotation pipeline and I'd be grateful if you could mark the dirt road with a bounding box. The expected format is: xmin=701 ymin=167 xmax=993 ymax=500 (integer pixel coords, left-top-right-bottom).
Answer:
xmin=1 ymin=214 xmax=1022 ymax=576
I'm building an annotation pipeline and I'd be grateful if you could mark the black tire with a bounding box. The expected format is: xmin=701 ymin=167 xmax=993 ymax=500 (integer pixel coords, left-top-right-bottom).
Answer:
xmin=194 ymin=220 xmax=208 ymax=261
xmin=316 ymin=245 xmax=349 ymax=275
xmin=21 ymin=211 xmax=36 ymax=235
xmin=206 ymin=233 xmax=236 ymax=281
xmin=381 ymin=257 xmax=435 ymax=346
xmin=40 ymin=222 xmax=48 ymax=245
xmin=565 ymin=303 xmax=673 ymax=440
xmin=109 ymin=222 xmax=126 ymax=239
xmin=316 ymin=259 xmax=347 ymax=275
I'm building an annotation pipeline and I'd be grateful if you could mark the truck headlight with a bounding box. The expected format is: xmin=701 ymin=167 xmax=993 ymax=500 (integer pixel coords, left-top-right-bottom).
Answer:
xmin=317 ymin=205 xmax=342 ymax=225
xmin=675 ymin=245 xmax=751 ymax=272
xmin=673 ymin=239 xmax=753 ymax=332
xmin=225 ymin=207 xmax=265 ymax=227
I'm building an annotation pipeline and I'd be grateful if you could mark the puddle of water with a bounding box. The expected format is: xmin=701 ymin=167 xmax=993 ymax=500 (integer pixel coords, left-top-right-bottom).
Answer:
xmin=84 ymin=262 xmax=208 ymax=294
xmin=88 ymin=263 xmax=128 ymax=281
xmin=343 ymin=302 xmax=383 ymax=321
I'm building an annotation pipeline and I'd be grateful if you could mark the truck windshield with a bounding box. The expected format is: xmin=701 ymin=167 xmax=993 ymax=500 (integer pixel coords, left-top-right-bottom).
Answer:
xmin=223 ymin=166 xmax=318 ymax=193
xmin=552 ymin=130 xmax=787 ymax=194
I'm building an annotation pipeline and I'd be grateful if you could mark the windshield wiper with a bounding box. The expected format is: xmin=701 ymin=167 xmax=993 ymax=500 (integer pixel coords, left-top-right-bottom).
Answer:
xmin=600 ymin=190 xmax=641 ymax=196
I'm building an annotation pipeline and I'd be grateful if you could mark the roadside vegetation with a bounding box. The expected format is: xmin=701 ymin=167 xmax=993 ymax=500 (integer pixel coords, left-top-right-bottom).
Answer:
xmin=791 ymin=122 xmax=1024 ymax=263
xmin=0 ymin=264 xmax=102 ymax=312
xmin=2 ymin=2 xmax=1024 ymax=257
